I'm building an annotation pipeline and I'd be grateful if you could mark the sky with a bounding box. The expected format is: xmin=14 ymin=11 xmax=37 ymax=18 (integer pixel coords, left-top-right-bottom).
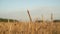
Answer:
xmin=0 ymin=0 xmax=60 ymax=21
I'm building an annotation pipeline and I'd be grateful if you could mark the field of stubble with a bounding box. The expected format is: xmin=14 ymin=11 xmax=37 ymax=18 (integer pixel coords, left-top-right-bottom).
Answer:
xmin=0 ymin=22 xmax=60 ymax=34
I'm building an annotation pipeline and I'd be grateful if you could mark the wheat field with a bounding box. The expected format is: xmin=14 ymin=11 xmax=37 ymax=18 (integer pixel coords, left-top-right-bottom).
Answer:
xmin=0 ymin=22 xmax=60 ymax=34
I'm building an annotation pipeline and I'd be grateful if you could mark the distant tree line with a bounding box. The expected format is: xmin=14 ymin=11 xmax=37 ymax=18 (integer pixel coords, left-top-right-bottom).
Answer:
xmin=0 ymin=18 xmax=19 ymax=22
xmin=53 ymin=20 xmax=60 ymax=22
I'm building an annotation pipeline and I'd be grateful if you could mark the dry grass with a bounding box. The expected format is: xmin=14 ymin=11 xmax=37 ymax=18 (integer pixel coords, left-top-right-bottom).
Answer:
xmin=0 ymin=22 xmax=60 ymax=34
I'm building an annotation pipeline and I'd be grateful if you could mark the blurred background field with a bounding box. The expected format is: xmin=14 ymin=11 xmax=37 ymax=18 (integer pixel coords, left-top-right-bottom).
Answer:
xmin=0 ymin=21 xmax=60 ymax=34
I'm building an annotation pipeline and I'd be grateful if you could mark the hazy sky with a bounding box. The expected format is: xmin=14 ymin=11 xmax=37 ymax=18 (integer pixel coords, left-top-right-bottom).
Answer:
xmin=0 ymin=0 xmax=60 ymax=21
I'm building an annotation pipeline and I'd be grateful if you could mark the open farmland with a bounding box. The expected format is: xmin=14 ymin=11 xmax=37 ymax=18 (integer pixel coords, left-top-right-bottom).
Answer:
xmin=0 ymin=22 xmax=60 ymax=34
xmin=0 ymin=9 xmax=60 ymax=34
xmin=0 ymin=10 xmax=60 ymax=34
